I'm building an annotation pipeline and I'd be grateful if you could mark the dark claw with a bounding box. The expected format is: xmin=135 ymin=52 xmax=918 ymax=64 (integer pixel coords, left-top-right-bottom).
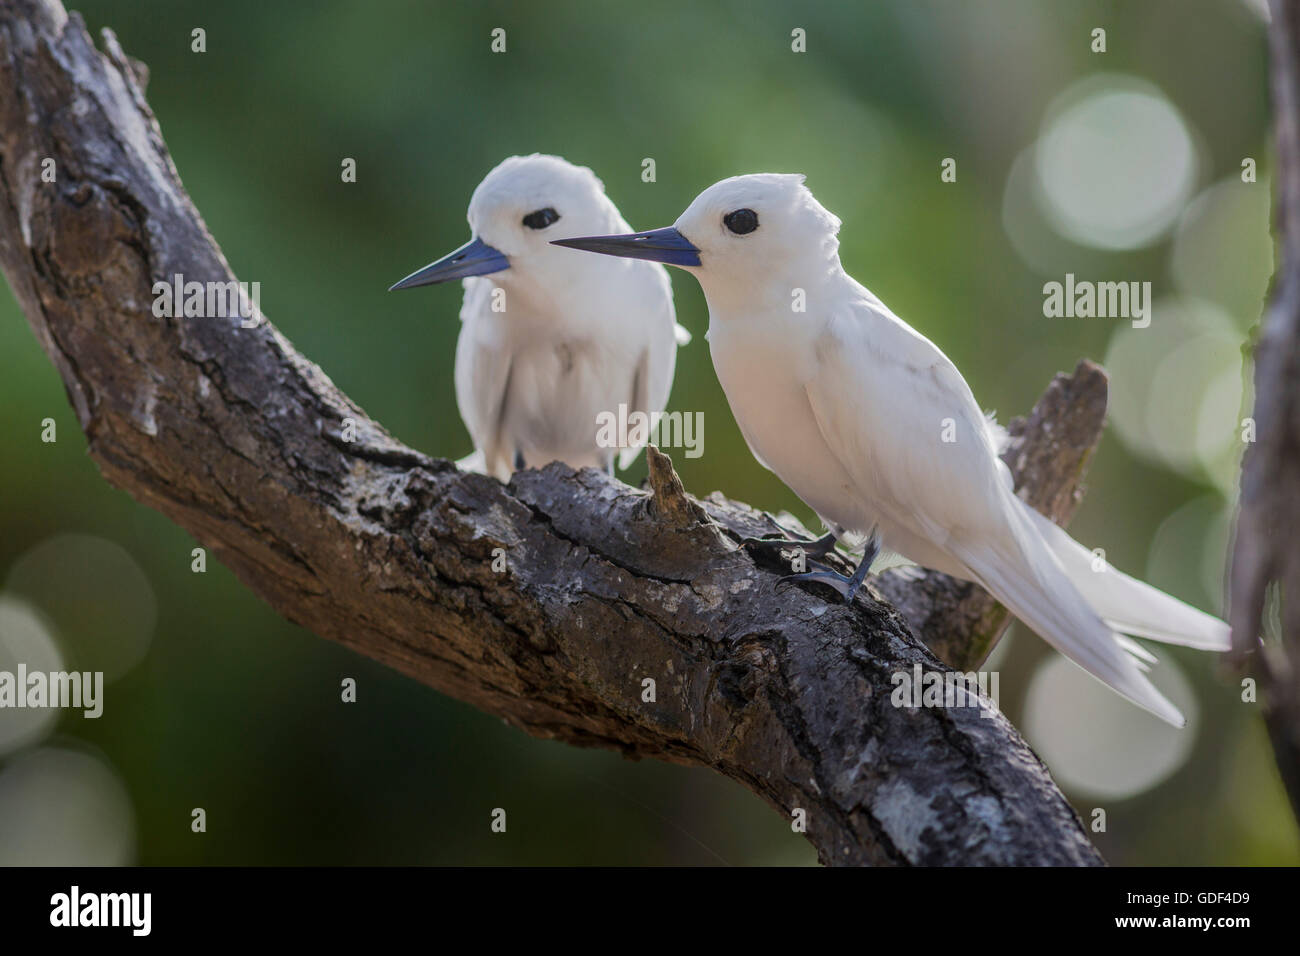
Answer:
xmin=776 ymin=570 xmax=851 ymax=590
xmin=771 ymin=530 xmax=882 ymax=604
xmin=740 ymin=530 xmax=838 ymax=559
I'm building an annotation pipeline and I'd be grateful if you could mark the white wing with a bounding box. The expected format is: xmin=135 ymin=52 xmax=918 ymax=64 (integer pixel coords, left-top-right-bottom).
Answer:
xmin=802 ymin=290 xmax=1011 ymax=547
xmin=802 ymin=289 xmax=1183 ymax=725
xmin=618 ymin=259 xmax=686 ymax=471
xmin=454 ymin=278 xmax=515 ymax=481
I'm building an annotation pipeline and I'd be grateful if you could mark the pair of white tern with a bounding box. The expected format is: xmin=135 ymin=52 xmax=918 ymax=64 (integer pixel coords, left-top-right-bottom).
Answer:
xmin=391 ymin=153 xmax=1229 ymax=727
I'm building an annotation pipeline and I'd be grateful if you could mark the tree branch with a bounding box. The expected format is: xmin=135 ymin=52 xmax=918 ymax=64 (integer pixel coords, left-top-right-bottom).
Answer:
xmin=0 ymin=0 xmax=1105 ymax=865
xmin=1231 ymin=0 xmax=1300 ymax=825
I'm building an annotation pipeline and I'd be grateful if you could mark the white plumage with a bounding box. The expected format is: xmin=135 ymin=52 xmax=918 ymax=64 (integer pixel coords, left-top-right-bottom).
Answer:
xmin=392 ymin=154 xmax=689 ymax=481
xmin=554 ymin=173 xmax=1229 ymax=727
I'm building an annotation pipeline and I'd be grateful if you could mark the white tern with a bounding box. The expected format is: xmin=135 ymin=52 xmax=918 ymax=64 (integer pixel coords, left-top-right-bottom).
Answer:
xmin=391 ymin=154 xmax=689 ymax=480
xmin=553 ymin=173 xmax=1230 ymax=727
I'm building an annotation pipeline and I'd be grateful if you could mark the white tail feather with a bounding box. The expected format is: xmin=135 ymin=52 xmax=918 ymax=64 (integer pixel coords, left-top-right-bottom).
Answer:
xmin=951 ymin=505 xmax=1186 ymax=727
xmin=455 ymin=449 xmax=487 ymax=474
xmin=1023 ymin=506 xmax=1230 ymax=651
xmin=617 ymin=444 xmax=643 ymax=471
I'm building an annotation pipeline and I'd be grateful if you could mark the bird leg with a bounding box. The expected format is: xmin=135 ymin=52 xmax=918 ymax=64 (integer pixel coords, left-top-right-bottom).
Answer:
xmin=774 ymin=531 xmax=881 ymax=604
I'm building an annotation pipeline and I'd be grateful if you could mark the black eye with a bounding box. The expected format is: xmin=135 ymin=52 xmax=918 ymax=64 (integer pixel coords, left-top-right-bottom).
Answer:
xmin=522 ymin=207 xmax=560 ymax=230
xmin=723 ymin=208 xmax=758 ymax=235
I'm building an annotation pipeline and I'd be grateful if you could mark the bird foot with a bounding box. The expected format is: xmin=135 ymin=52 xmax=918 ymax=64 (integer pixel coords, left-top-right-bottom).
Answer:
xmin=739 ymin=530 xmax=838 ymax=560
xmin=771 ymin=532 xmax=881 ymax=604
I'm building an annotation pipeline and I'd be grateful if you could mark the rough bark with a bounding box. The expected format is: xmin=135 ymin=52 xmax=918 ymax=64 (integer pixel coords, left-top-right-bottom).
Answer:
xmin=0 ymin=0 xmax=1107 ymax=865
xmin=1231 ymin=0 xmax=1300 ymax=825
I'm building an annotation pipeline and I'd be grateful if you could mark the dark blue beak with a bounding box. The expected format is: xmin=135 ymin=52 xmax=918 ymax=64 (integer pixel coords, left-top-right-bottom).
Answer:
xmin=550 ymin=226 xmax=701 ymax=267
xmin=389 ymin=236 xmax=509 ymax=290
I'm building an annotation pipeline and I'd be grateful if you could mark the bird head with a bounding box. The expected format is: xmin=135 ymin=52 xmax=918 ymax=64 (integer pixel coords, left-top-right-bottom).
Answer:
xmin=551 ymin=174 xmax=842 ymax=297
xmin=389 ymin=153 xmax=625 ymax=293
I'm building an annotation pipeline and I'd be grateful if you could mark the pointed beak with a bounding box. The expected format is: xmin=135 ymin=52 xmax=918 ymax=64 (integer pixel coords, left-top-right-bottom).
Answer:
xmin=550 ymin=226 xmax=701 ymax=267
xmin=389 ymin=236 xmax=509 ymax=291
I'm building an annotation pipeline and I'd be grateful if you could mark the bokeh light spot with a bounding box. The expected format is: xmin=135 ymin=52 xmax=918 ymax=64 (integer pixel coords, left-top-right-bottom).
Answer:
xmin=1104 ymin=298 xmax=1246 ymax=489
xmin=1024 ymin=654 xmax=1198 ymax=801
xmin=0 ymin=746 xmax=135 ymax=865
xmin=1033 ymin=77 xmax=1198 ymax=250
xmin=0 ymin=597 xmax=64 ymax=758
xmin=4 ymin=535 xmax=156 ymax=682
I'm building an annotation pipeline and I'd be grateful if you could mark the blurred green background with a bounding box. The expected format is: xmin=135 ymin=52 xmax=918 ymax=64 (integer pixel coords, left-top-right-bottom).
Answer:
xmin=1 ymin=0 xmax=1295 ymax=865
